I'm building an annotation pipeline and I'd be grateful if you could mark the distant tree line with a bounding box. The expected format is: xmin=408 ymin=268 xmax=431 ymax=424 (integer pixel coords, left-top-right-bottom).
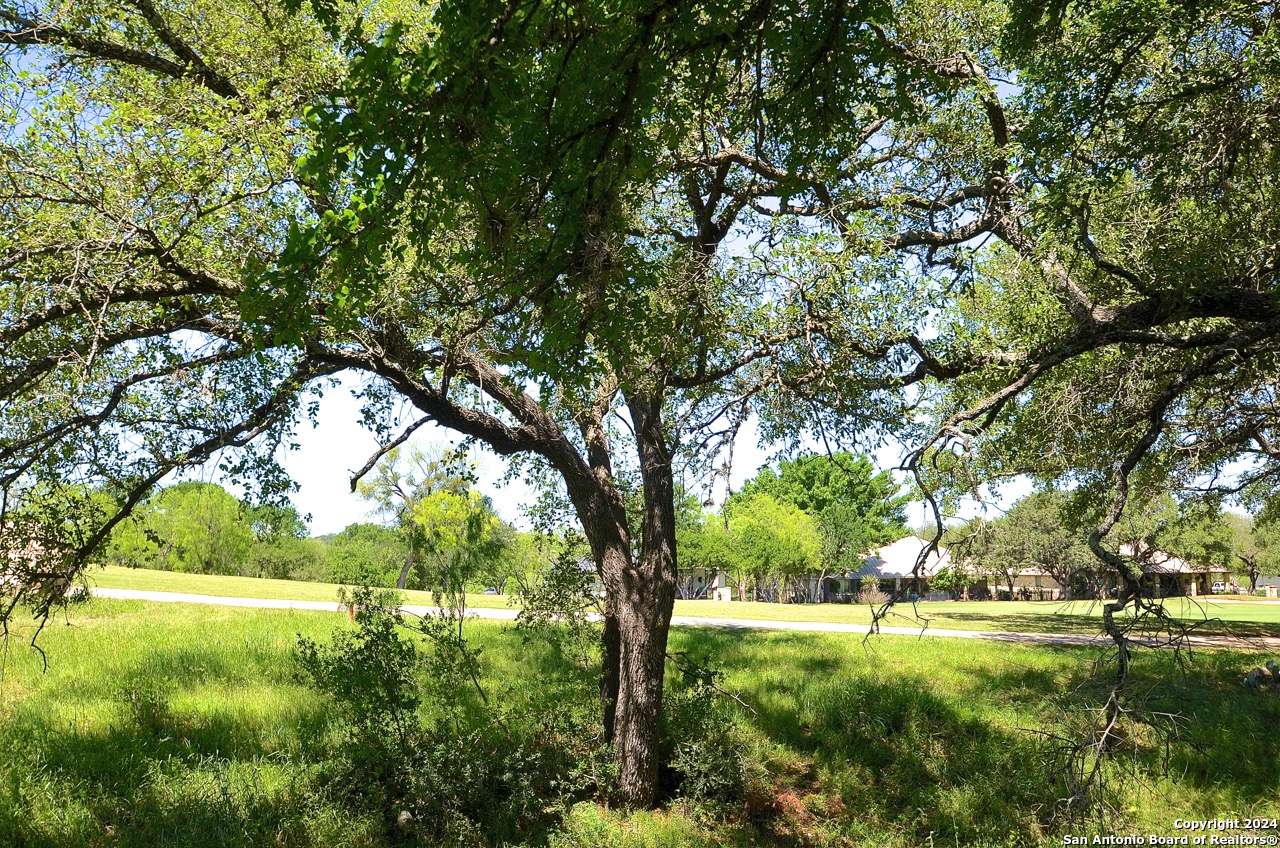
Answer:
xmin=939 ymin=491 xmax=1280 ymax=599
xmin=106 ymin=459 xmax=551 ymax=594
xmin=108 ymin=481 xmax=327 ymax=581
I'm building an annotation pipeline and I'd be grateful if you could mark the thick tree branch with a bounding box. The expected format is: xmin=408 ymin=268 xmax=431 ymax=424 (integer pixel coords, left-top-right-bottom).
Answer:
xmin=0 ymin=6 xmax=239 ymax=98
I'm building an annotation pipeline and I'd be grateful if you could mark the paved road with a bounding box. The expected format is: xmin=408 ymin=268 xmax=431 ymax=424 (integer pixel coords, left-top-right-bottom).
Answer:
xmin=92 ymin=587 xmax=1280 ymax=651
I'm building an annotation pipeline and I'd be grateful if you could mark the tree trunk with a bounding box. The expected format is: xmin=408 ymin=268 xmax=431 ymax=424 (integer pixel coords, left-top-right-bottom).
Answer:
xmin=395 ymin=554 xmax=414 ymax=589
xmin=611 ymin=573 xmax=672 ymax=803
xmin=608 ymin=394 xmax=679 ymax=806
xmin=564 ymin=390 xmax=678 ymax=806
xmin=600 ymin=583 xmax=621 ymax=741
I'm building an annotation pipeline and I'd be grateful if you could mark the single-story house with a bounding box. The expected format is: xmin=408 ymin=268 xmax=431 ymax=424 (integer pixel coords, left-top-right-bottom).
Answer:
xmin=1111 ymin=544 xmax=1233 ymax=598
xmin=989 ymin=566 xmax=1064 ymax=601
xmin=843 ymin=536 xmax=953 ymax=600
xmin=970 ymin=544 xmax=1234 ymax=600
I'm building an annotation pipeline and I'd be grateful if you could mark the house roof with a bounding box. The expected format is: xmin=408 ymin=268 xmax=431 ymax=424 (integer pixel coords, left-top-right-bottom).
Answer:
xmin=857 ymin=536 xmax=951 ymax=580
xmin=846 ymin=537 xmax=1231 ymax=583
xmin=1118 ymin=543 xmax=1231 ymax=575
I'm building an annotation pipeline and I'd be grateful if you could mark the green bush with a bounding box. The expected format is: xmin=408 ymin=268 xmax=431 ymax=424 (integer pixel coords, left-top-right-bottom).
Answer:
xmin=320 ymin=523 xmax=408 ymax=587
xmin=660 ymin=660 xmax=746 ymax=808
xmin=247 ymin=538 xmax=326 ymax=581
xmin=295 ymin=589 xmax=605 ymax=845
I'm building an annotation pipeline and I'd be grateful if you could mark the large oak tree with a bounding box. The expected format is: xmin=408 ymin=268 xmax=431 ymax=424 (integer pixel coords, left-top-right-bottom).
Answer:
xmin=1 ymin=0 xmax=1009 ymax=803
xmin=3 ymin=0 xmax=1277 ymax=807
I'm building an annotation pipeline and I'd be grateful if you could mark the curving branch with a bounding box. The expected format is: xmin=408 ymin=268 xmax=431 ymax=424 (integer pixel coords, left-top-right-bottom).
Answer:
xmin=0 ymin=5 xmax=239 ymax=98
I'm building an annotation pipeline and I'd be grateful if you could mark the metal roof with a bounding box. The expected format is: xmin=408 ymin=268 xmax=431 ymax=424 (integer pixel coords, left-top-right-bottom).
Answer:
xmin=857 ymin=536 xmax=951 ymax=579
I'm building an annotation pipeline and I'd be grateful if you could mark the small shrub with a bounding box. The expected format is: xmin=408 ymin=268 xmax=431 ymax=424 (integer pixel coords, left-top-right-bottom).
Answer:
xmin=296 ymin=588 xmax=602 ymax=845
xmin=858 ymin=574 xmax=889 ymax=604
xmin=661 ymin=658 xmax=746 ymax=808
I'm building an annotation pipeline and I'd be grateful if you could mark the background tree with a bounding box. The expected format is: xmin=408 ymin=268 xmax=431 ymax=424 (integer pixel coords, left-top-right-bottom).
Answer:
xmin=1010 ymin=491 xmax=1097 ymax=598
xmin=356 ymin=448 xmax=475 ymax=589
xmin=738 ymin=453 xmax=909 ymax=582
xmin=109 ymin=482 xmax=324 ymax=579
xmin=1107 ymin=495 xmax=1234 ymax=572
xmin=927 ymin=565 xmax=970 ymax=599
xmin=109 ymin=482 xmax=253 ymax=575
xmin=1226 ymin=512 xmax=1280 ymax=595
xmin=723 ymin=493 xmax=821 ymax=602
xmin=675 ymin=513 xmax=735 ymax=599
xmin=479 ymin=528 xmax=547 ymax=595
xmin=244 ymin=501 xmax=325 ymax=580
xmin=405 ymin=489 xmax=509 ymax=594
xmin=953 ymin=492 xmax=1096 ymax=599
xmin=946 ymin=516 xmax=1008 ymax=597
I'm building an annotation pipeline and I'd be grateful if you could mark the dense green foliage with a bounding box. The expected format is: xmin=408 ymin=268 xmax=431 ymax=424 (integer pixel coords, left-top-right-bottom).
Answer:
xmin=296 ymin=590 xmax=600 ymax=845
xmin=108 ymin=482 xmax=325 ymax=580
xmin=318 ymin=522 xmax=410 ymax=586
xmin=725 ymin=493 xmax=822 ymax=601
xmin=738 ymin=453 xmax=909 ymax=575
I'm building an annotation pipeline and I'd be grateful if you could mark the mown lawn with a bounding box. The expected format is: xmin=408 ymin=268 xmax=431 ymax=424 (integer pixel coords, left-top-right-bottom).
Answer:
xmin=91 ymin=565 xmax=1280 ymax=638
xmin=90 ymin=564 xmax=516 ymax=610
xmin=1 ymin=599 xmax=1278 ymax=847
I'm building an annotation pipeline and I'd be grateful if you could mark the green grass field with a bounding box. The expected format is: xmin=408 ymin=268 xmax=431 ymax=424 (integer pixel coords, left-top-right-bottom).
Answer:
xmin=2 ymin=598 xmax=1278 ymax=847
xmin=90 ymin=565 xmax=1280 ymax=638
xmin=89 ymin=564 xmax=517 ymax=609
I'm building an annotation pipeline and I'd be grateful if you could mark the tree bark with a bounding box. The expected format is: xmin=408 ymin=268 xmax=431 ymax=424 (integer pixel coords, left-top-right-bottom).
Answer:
xmin=570 ymin=400 xmax=631 ymax=755
xmin=599 ymin=557 xmax=623 ymax=742
xmin=395 ymin=554 xmax=414 ymax=589
xmin=570 ymin=497 xmax=628 ymax=746
xmin=607 ymin=393 xmax=678 ymax=806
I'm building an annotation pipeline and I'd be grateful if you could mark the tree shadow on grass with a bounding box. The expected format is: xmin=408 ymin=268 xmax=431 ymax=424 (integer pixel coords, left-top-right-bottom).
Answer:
xmin=935 ymin=610 xmax=1280 ymax=639
xmin=767 ymin=670 xmax=1056 ymax=845
xmin=955 ymin=645 xmax=1280 ymax=817
xmin=673 ymin=629 xmax=1059 ymax=845
xmin=1104 ymin=651 xmax=1277 ymax=797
